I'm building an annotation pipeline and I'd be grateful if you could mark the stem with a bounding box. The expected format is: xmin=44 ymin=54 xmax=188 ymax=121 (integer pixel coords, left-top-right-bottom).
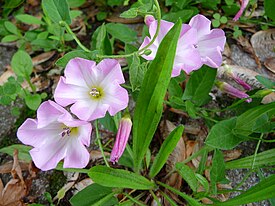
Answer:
xmin=137 ymin=0 xmax=162 ymax=55
xmin=123 ymin=193 xmax=147 ymax=206
xmin=149 ymin=190 xmax=162 ymax=206
xmin=61 ymin=21 xmax=91 ymax=53
xmin=251 ymin=133 xmax=264 ymax=169
xmin=97 ymin=0 xmax=162 ymax=59
xmin=25 ymin=76 xmax=36 ymax=93
xmin=95 ymin=120 xmax=110 ymax=167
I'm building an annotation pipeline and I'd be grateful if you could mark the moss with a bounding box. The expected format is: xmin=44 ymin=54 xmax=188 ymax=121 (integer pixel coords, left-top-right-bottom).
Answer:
xmin=47 ymin=170 xmax=67 ymax=196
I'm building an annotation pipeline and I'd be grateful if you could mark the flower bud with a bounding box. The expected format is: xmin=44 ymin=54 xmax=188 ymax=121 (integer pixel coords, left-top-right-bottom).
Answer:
xmin=143 ymin=49 xmax=152 ymax=56
xmin=110 ymin=116 xmax=132 ymax=164
xmin=224 ymin=66 xmax=252 ymax=90
xmin=216 ymin=81 xmax=252 ymax=103
xmin=145 ymin=15 xmax=155 ymax=26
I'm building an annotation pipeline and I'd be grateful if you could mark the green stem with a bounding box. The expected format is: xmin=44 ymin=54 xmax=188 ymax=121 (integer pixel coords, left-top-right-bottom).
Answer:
xmin=95 ymin=120 xmax=110 ymax=167
xmin=25 ymin=76 xmax=36 ymax=93
xmin=149 ymin=190 xmax=162 ymax=206
xmin=97 ymin=0 xmax=162 ymax=59
xmin=61 ymin=21 xmax=91 ymax=53
xmin=137 ymin=0 xmax=161 ymax=55
xmin=123 ymin=193 xmax=147 ymax=206
xmin=251 ymin=133 xmax=264 ymax=169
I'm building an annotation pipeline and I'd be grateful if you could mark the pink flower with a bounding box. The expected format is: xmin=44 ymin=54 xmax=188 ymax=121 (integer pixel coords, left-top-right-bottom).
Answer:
xmin=17 ymin=100 xmax=92 ymax=171
xmin=139 ymin=15 xmax=226 ymax=76
xmin=54 ymin=58 xmax=129 ymax=121
xmin=217 ymin=81 xmax=252 ymax=102
xmin=233 ymin=0 xmax=249 ymax=21
xmin=110 ymin=116 xmax=132 ymax=164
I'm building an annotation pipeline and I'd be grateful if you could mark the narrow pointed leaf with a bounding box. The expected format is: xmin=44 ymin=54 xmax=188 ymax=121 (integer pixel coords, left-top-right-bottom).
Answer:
xmin=133 ymin=20 xmax=182 ymax=171
xmin=176 ymin=162 xmax=198 ymax=192
xmin=89 ymin=166 xmax=156 ymax=190
xmin=149 ymin=125 xmax=184 ymax=178
xmin=214 ymin=175 xmax=275 ymax=205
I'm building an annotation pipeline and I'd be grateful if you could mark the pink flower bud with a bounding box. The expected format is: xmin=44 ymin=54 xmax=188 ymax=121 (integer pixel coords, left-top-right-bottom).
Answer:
xmin=217 ymin=81 xmax=252 ymax=103
xmin=110 ymin=116 xmax=132 ymax=164
xmin=225 ymin=69 xmax=252 ymax=90
xmin=233 ymin=0 xmax=249 ymax=21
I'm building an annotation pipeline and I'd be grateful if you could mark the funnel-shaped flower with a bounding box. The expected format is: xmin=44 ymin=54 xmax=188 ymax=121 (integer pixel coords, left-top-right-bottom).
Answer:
xmin=217 ymin=81 xmax=252 ymax=102
xmin=17 ymin=100 xmax=92 ymax=171
xmin=140 ymin=15 xmax=225 ymax=76
xmin=110 ymin=116 xmax=132 ymax=164
xmin=54 ymin=58 xmax=129 ymax=121
xmin=233 ymin=0 xmax=249 ymax=21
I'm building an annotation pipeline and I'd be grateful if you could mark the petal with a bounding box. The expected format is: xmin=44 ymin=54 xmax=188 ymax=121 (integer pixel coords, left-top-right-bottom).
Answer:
xmin=70 ymin=100 xmax=108 ymax=121
xmin=64 ymin=58 xmax=97 ymax=87
xmin=37 ymin=100 xmax=72 ymax=128
xmin=103 ymin=84 xmax=129 ymax=116
xmin=63 ymin=138 xmax=90 ymax=168
xmin=189 ymin=14 xmax=211 ymax=38
xmin=140 ymin=37 xmax=156 ymax=60
xmin=198 ymin=29 xmax=226 ymax=68
xmin=17 ymin=119 xmax=61 ymax=147
xmin=145 ymin=15 xmax=155 ymax=26
xmin=178 ymin=26 xmax=198 ymax=46
xmin=233 ymin=0 xmax=249 ymax=21
xmin=174 ymin=45 xmax=202 ymax=74
xmin=54 ymin=77 xmax=90 ymax=107
xmin=30 ymin=136 xmax=68 ymax=171
xmin=149 ymin=19 xmax=174 ymax=42
xmin=77 ymin=123 xmax=92 ymax=146
xmin=97 ymin=59 xmax=125 ymax=85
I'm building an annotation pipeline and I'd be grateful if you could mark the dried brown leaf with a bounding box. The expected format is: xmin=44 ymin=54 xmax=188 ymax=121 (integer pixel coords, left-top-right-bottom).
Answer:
xmin=0 ymin=161 xmax=29 ymax=174
xmin=223 ymin=149 xmax=242 ymax=162
xmin=251 ymin=29 xmax=275 ymax=61
xmin=32 ymin=51 xmax=56 ymax=66
xmin=264 ymin=57 xmax=275 ymax=73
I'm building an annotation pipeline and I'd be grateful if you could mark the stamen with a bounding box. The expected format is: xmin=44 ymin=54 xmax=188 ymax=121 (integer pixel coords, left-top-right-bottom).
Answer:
xmin=61 ymin=127 xmax=71 ymax=137
xmin=194 ymin=44 xmax=198 ymax=48
xmin=89 ymin=88 xmax=100 ymax=97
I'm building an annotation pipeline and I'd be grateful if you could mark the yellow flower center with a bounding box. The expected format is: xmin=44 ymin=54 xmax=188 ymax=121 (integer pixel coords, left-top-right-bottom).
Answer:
xmin=61 ymin=127 xmax=78 ymax=137
xmin=89 ymin=87 xmax=103 ymax=99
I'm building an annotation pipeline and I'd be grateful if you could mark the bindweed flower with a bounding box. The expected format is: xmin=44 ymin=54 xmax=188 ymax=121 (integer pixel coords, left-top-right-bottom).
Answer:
xmin=110 ymin=116 xmax=132 ymax=164
xmin=140 ymin=14 xmax=226 ymax=76
xmin=54 ymin=58 xmax=129 ymax=121
xmin=17 ymin=100 xmax=92 ymax=171
xmin=233 ymin=0 xmax=249 ymax=21
xmin=216 ymin=81 xmax=252 ymax=102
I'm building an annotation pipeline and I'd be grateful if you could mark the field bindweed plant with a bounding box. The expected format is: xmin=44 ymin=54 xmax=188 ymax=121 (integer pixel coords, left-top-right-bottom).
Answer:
xmin=0 ymin=0 xmax=275 ymax=205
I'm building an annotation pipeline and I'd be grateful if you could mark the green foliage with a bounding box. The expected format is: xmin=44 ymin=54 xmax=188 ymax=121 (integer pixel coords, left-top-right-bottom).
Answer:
xmin=212 ymin=13 xmax=228 ymax=27
xmin=149 ymin=125 xmax=184 ymax=178
xmin=3 ymin=0 xmax=24 ymax=8
xmin=129 ymin=53 xmax=146 ymax=91
xmin=210 ymin=149 xmax=225 ymax=192
xmin=182 ymin=66 xmax=217 ymax=106
xmin=89 ymin=166 xmax=156 ymax=190
xmin=56 ymin=50 xmax=94 ymax=67
xmin=120 ymin=0 xmax=153 ymax=19
xmin=70 ymin=184 xmax=117 ymax=206
xmin=176 ymin=162 xmax=199 ymax=192
xmin=264 ymin=0 xmax=275 ymax=21
xmin=11 ymin=50 xmax=33 ymax=78
xmin=67 ymin=0 xmax=86 ymax=8
xmin=256 ymin=75 xmax=275 ymax=89
xmin=132 ymin=20 xmax=182 ymax=171
xmin=15 ymin=14 xmax=44 ymax=25
xmin=106 ymin=23 xmax=137 ymax=43
xmin=214 ymin=175 xmax=275 ymax=205
xmin=0 ymin=144 xmax=32 ymax=161
xmin=42 ymin=0 xmax=71 ymax=24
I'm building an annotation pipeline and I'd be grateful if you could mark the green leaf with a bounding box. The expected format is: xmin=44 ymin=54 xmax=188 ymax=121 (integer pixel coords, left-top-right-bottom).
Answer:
xmin=3 ymin=0 xmax=24 ymax=8
xmin=176 ymin=162 xmax=198 ymax=192
xmin=11 ymin=50 xmax=33 ymax=77
xmin=0 ymin=95 xmax=13 ymax=105
xmin=15 ymin=14 xmax=44 ymax=25
xmin=4 ymin=21 xmax=19 ymax=35
xmin=25 ymin=94 xmax=42 ymax=110
xmin=256 ymin=75 xmax=275 ymax=89
xmin=226 ymin=148 xmax=275 ymax=169
xmin=0 ymin=144 xmax=32 ymax=161
xmin=120 ymin=8 xmax=138 ymax=18
xmin=264 ymin=0 xmax=275 ymax=21
xmin=96 ymin=24 xmax=112 ymax=55
xmin=3 ymin=82 xmax=17 ymax=95
xmin=42 ymin=0 xmax=71 ymax=24
xmin=210 ymin=149 xmax=225 ymax=184
xmin=56 ymin=50 xmax=92 ymax=67
xmin=196 ymin=174 xmax=209 ymax=194
xmin=67 ymin=0 xmax=86 ymax=8
xmin=88 ymin=166 xmax=156 ymax=190
xmin=235 ymin=102 xmax=275 ymax=136
xmin=132 ymin=20 xmax=182 ymax=172
xmin=149 ymin=125 xmax=184 ymax=178
xmin=162 ymin=10 xmax=194 ymax=23
xmin=1 ymin=34 xmax=19 ymax=42
xmin=214 ymin=175 xmax=275 ymax=205
xmin=185 ymin=100 xmax=197 ymax=118
xmin=106 ymin=23 xmax=137 ymax=43
xmin=70 ymin=183 xmax=116 ymax=206
xmin=182 ymin=66 xmax=217 ymax=106
xmin=99 ymin=112 xmax=119 ymax=132
xmin=129 ymin=54 xmax=145 ymax=91
xmin=206 ymin=117 xmax=245 ymax=149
